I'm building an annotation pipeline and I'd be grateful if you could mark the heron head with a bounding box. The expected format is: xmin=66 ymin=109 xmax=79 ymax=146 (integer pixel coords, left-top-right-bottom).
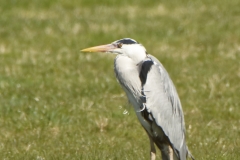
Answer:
xmin=81 ymin=38 xmax=147 ymax=63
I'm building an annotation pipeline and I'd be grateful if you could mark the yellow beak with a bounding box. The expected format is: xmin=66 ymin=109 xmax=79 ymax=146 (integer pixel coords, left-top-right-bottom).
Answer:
xmin=81 ymin=44 xmax=116 ymax=53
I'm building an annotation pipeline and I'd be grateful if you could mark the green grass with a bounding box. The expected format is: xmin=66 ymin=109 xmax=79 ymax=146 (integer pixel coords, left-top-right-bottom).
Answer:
xmin=0 ymin=0 xmax=240 ymax=159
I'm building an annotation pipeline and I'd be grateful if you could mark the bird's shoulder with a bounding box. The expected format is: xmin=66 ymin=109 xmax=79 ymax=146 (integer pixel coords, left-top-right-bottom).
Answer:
xmin=140 ymin=54 xmax=180 ymax=108
xmin=140 ymin=54 xmax=186 ymax=150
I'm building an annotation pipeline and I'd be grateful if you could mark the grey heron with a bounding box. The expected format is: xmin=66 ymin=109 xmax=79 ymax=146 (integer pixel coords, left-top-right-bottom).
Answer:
xmin=81 ymin=38 xmax=194 ymax=160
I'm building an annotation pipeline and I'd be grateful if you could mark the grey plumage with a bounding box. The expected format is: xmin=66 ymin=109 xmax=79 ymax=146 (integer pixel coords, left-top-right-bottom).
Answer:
xmin=81 ymin=38 xmax=194 ymax=160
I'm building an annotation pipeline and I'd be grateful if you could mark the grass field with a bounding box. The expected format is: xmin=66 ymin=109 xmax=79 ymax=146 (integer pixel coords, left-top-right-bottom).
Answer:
xmin=0 ymin=0 xmax=240 ymax=159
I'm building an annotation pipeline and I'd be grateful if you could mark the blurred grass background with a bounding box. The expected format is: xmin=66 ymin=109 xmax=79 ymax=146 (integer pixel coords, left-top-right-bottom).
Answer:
xmin=0 ymin=0 xmax=240 ymax=159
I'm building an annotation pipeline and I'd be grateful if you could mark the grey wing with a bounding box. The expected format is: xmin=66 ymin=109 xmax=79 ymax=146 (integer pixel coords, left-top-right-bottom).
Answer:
xmin=141 ymin=55 xmax=187 ymax=159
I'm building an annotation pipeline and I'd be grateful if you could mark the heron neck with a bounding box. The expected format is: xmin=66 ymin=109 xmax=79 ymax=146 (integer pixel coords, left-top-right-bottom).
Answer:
xmin=128 ymin=52 xmax=147 ymax=64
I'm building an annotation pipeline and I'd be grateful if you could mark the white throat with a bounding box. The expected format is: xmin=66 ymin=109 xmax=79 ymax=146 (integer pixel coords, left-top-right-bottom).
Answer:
xmin=121 ymin=44 xmax=147 ymax=64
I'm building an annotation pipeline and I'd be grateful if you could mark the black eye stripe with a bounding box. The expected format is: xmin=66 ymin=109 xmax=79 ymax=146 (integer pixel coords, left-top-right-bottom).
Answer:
xmin=115 ymin=38 xmax=138 ymax=45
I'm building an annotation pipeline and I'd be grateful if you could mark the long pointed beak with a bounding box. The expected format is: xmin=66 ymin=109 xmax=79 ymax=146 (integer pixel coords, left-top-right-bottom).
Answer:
xmin=81 ymin=44 xmax=116 ymax=53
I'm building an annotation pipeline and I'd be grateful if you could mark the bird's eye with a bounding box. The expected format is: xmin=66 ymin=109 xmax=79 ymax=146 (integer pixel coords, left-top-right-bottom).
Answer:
xmin=117 ymin=43 xmax=122 ymax=48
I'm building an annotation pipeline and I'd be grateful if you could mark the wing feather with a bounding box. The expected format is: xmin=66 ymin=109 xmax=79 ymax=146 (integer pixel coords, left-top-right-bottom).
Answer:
xmin=141 ymin=55 xmax=187 ymax=159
